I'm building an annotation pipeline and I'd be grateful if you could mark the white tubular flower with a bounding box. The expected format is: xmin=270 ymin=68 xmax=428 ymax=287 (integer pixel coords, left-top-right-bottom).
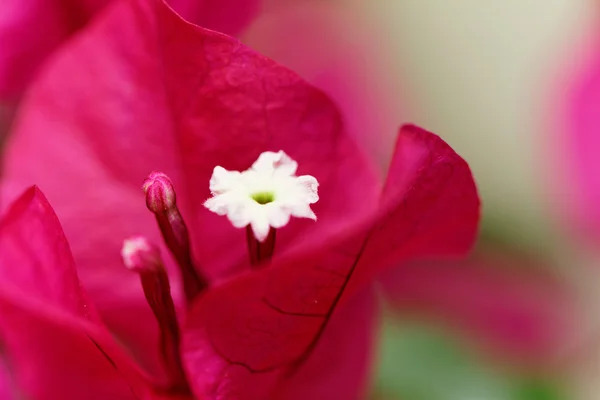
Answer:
xmin=204 ymin=150 xmax=319 ymax=242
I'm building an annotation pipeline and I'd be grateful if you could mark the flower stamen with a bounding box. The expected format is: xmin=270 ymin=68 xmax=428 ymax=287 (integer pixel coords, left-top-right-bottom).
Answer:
xmin=121 ymin=236 xmax=190 ymax=395
xmin=143 ymin=172 xmax=207 ymax=303
xmin=251 ymin=191 xmax=275 ymax=205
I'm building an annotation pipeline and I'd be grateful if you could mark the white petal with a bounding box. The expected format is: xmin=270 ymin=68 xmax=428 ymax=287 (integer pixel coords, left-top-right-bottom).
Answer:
xmin=209 ymin=166 xmax=242 ymax=195
xmin=296 ymin=175 xmax=319 ymax=203
xmin=266 ymin=204 xmax=291 ymax=228
xmin=240 ymin=169 xmax=273 ymax=193
xmin=205 ymin=151 xmax=319 ymax=233
xmin=203 ymin=195 xmax=231 ymax=216
xmin=204 ymin=192 xmax=253 ymax=225
xmin=252 ymin=150 xmax=298 ymax=176
xmin=289 ymin=202 xmax=317 ymax=220
xmin=250 ymin=212 xmax=271 ymax=242
xmin=226 ymin=200 xmax=256 ymax=228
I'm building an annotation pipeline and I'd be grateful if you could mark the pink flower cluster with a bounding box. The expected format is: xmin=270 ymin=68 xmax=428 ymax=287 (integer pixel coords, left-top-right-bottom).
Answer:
xmin=0 ymin=0 xmax=577 ymax=399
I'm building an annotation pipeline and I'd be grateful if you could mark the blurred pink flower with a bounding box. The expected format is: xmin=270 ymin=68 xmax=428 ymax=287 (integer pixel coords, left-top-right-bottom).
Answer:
xmin=0 ymin=0 xmax=479 ymax=398
xmin=380 ymin=249 xmax=575 ymax=363
xmin=554 ymin=33 xmax=600 ymax=241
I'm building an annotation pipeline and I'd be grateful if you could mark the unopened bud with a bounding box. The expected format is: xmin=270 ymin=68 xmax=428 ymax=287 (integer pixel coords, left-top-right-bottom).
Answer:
xmin=121 ymin=236 xmax=189 ymax=393
xmin=141 ymin=171 xmax=207 ymax=304
xmin=121 ymin=236 xmax=162 ymax=272
xmin=143 ymin=172 xmax=176 ymax=213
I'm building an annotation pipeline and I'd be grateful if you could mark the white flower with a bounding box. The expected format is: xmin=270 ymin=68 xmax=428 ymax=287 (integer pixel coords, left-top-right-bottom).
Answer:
xmin=204 ymin=150 xmax=319 ymax=242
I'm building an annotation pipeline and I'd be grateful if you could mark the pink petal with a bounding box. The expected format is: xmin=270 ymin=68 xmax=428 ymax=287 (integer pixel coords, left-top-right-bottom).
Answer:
xmin=2 ymin=180 xmax=164 ymax=374
xmin=169 ymin=0 xmax=259 ymax=36
xmin=181 ymin=125 xmax=479 ymax=399
xmin=153 ymin=2 xmax=380 ymax=279
xmin=182 ymin=280 xmax=379 ymax=400
xmin=272 ymin=286 xmax=379 ymax=400
xmin=556 ymin=39 xmax=600 ymax=239
xmin=0 ymin=0 xmax=257 ymax=100
xmin=244 ymin=1 xmax=405 ymax=172
xmin=0 ymin=187 xmax=152 ymax=399
xmin=0 ymin=186 xmax=96 ymax=319
xmin=0 ymin=0 xmax=108 ymax=100
xmin=0 ymin=357 xmax=16 ymax=399
xmin=345 ymin=124 xmax=481 ymax=294
xmin=0 ymin=0 xmax=191 ymax=374
xmin=379 ymin=251 xmax=575 ymax=362
xmin=2 ymin=0 xmax=378 ymax=291
xmin=0 ymin=291 xmax=152 ymax=400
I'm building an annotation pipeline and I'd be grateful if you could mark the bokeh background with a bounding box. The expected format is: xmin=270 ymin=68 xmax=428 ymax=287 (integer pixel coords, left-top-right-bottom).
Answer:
xmin=2 ymin=0 xmax=599 ymax=399
xmin=243 ymin=1 xmax=597 ymax=399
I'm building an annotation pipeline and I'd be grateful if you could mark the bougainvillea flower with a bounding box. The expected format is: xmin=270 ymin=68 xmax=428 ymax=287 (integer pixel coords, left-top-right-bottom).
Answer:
xmin=0 ymin=0 xmax=479 ymax=398
xmin=379 ymin=249 xmax=576 ymax=363
xmin=554 ymin=34 xmax=600 ymax=241
xmin=0 ymin=186 xmax=380 ymax=399
xmin=244 ymin=1 xmax=577 ymax=363
xmin=0 ymin=0 xmax=259 ymax=102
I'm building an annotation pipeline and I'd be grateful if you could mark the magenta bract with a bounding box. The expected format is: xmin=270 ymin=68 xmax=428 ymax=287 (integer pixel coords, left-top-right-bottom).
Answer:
xmin=0 ymin=0 xmax=480 ymax=398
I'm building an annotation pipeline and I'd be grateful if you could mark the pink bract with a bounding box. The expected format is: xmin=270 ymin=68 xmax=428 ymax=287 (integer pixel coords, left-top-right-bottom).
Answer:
xmin=0 ymin=0 xmax=479 ymax=398
xmin=0 ymin=187 xmax=153 ymax=399
xmin=0 ymin=186 xmax=378 ymax=400
xmin=243 ymin=1 xmax=405 ymax=171
xmin=380 ymin=250 xmax=575 ymax=363
xmin=0 ymin=0 xmax=258 ymax=101
xmin=555 ymin=36 xmax=600 ymax=241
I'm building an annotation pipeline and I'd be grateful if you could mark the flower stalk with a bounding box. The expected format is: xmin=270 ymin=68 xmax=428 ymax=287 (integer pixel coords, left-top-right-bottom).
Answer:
xmin=121 ymin=237 xmax=191 ymax=395
xmin=143 ymin=172 xmax=207 ymax=303
xmin=246 ymin=226 xmax=276 ymax=267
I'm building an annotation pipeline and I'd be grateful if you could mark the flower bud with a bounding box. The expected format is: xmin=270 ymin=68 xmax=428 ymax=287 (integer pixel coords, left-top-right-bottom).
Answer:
xmin=141 ymin=171 xmax=207 ymax=304
xmin=143 ymin=172 xmax=176 ymax=213
xmin=121 ymin=236 xmax=189 ymax=394
xmin=121 ymin=236 xmax=162 ymax=272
